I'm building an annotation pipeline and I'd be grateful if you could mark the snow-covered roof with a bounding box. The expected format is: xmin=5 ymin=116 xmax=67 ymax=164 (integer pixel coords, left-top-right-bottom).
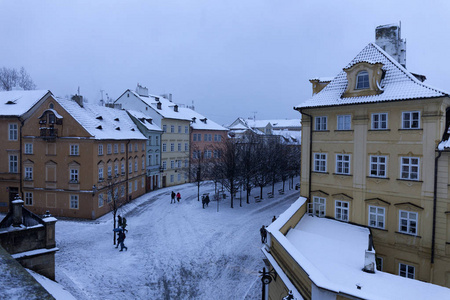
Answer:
xmin=273 ymin=129 xmax=301 ymax=144
xmin=296 ymin=43 xmax=448 ymax=109
xmin=271 ymin=202 xmax=450 ymax=299
xmin=188 ymin=109 xmax=228 ymax=131
xmin=0 ymin=90 xmax=51 ymax=117
xmin=247 ymin=119 xmax=301 ymax=129
xmin=309 ymin=77 xmax=334 ymax=82
xmin=126 ymin=110 xmax=162 ymax=132
xmin=56 ymin=98 xmax=146 ymax=140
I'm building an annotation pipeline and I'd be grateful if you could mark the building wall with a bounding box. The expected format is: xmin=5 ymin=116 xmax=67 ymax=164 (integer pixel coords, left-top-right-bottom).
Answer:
xmin=161 ymin=118 xmax=190 ymax=187
xmin=299 ymin=97 xmax=450 ymax=286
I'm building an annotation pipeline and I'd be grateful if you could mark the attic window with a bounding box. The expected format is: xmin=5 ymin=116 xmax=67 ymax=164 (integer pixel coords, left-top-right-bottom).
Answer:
xmin=356 ymin=71 xmax=369 ymax=89
xmin=96 ymin=116 xmax=103 ymax=120
xmin=200 ymin=118 xmax=207 ymax=124
xmin=115 ymin=127 xmax=120 ymax=131
xmin=146 ymin=118 xmax=152 ymax=124
xmin=6 ymin=100 xmax=16 ymax=104
xmin=96 ymin=125 xmax=103 ymax=130
xmin=114 ymin=118 xmax=119 ymax=121
xmin=131 ymin=128 xmax=135 ymax=131
xmin=49 ymin=103 xmax=54 ymax=109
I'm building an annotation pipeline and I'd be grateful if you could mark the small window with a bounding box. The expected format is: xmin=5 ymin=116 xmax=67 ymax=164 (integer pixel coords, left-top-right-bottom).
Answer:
xmin=399 ymin=210 xmax=418 ymax=235
xmin=399 ymin=263 xmax=415 ymax=279
xmin=185 ymin=126 xmax=189 ymax=134
xmin=170 ymin=143 xmax=175 ymax=152
xmin=356 ymin=71 xmax=369 ymax=89
xmin=107 ymin=144 xmax=112 ymax=154
xmin=402 ymin=111 xmax=420 ymax=129
xmin=314 ymin=153 xmax=327 ymax=172
xmin=315 ymin=116 xmax=327 ymax=131
xmin=170 ymin=125 xmax=174 ymax=133
xmin=401 ymin=157 xmax=419 ymax=180
xmin=9 ymin=155 xmax=18 ymax=173
xmin=178 ymin=125 xmax=181 ymax=133
xmin=98 ymin=144 xmax=104 ymax=155
xmin=370 ymin=155 xmax=387 ymax=178
xmin=162 ymin=144 xmax=167 ymax=152
xmin=25 ymin=143 xmax=33 ymax=154
xmin=70 ymin=195 xmax=79 ymax=209
xmin=25 ymin=192 xmax=33 ymax=206
xmin=70 ymin=169 xmax=79 ymax=183
xmin=336 ymin=154 xmax=350 ymax=175
xmin=24 ymin=166 xmax=33 ymax=180
xmin=312 ymin=196 xmax=326 ymax=217
xmin=185 ymin=143 xmax=188 ymax=151
xmin=178 ymin=143 xmax=181 ymax=152
xmin=9 ymin=123 xmax=18 ymax=141
xmin=337 ymin=115 xmax=351 ymax=130
xmin=372 ymin=113 xmax=388 ymax=130
xmin=163 ymin=125 xmax=167 ymax=132
xmin=369 ymin=206 xmax=385 ymax=229
xmin=98 ymin=194 xmax=104 ymax=207
xmin=114 ymin=144 xmax=118 ymax=154
xmin=70 ymin=144 xmax=79 ymax=156
xmin=335 ymin=200 xmax=349 ymax=222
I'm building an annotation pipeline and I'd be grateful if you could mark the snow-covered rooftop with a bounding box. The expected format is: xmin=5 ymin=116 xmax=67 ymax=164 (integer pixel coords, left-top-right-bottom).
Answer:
xmin=56 ymin=98 xmax=146 ymax=140
xmin=247 ymin=119 xmax=301 ymax=129
xmin=296 ymin=43 xmax=448 ymax=109
xmin=0 ymin=90 xmax=51 ymax=117
xmin=126 ymin=109 xmax=162 ymax=132
xmin=188 ymin=108 xmax=228 ymax=131
xmin=280 ymin=211 xmax=450 ymax=299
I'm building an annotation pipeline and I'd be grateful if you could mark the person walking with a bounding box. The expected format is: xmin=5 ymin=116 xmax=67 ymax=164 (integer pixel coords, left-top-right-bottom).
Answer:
xmin=205 ymin=194 xmax=210 ymax=207
xmin=171 ymin=191 xmax=176 ymax=204
xmin=176 ymin=192 xmax=181 ymax=203
xmin=272 ymin=216 xmax=277 ymax=222
xmin=118 ymin=230 xmax=128 ymax=251
xmin=260 ymin=225 xmax=267 ymax=244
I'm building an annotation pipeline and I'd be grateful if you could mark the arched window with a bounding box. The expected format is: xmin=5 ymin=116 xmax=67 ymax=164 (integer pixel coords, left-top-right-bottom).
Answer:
xmin=356 ymin=71 xmax=369 ymax=89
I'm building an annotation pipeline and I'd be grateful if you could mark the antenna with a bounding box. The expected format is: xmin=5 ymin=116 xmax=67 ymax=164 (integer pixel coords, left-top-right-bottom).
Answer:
xmin=100 ymin=90 xmax=104 ymax=101
xmin=252 ymin=111 xmax=257 ymax=121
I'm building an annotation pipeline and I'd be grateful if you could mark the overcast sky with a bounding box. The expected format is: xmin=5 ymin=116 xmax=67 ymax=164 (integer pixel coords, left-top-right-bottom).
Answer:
xmin=1 ymin=0 xmax=449 ymax=125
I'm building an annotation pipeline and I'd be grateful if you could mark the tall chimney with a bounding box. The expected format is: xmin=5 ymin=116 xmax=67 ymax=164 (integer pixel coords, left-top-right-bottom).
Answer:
xmin=375 ymin=22 xmax=406 ymax=68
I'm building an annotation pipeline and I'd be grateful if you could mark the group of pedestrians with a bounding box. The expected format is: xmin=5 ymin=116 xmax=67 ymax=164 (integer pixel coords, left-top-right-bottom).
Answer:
xmin=202 ymin=194 xmax=210 ymax=209
xmin=170 ymin=191 xmax=181 ymax=204
xmin=115 ymin=215 xmax=128 ymax=252
xmin=260 ymin=216 xmax=277 ymax=244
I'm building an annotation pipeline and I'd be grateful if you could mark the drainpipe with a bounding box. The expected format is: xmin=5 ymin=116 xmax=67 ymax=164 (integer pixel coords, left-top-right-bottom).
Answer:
xmin=431 ymin=150 xmax=442 ymax=264
xmin=126 ymin=140 xmax=130 ymax=202
xmin=19 ymin=117 xmax=24 ymax=200
xmin=298 ymin=109 xmax=313 ymax=202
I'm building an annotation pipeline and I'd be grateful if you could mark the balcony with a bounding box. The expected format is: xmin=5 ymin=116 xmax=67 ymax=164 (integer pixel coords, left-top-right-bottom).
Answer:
xmin=40 ymin=127 xmax=58 ymax=141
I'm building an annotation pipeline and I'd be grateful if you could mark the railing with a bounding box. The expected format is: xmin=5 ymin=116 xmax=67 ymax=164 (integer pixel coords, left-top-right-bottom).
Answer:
xmin=40 ymin=127 xmax=58 ymax=141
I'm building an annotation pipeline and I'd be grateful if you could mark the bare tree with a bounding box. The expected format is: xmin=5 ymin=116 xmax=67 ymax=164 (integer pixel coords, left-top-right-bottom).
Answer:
xmin=0 ymin=67 xmax=36 ymax=91
xmin=237 ymin=134 xmax=259 ymax=204
xmin=211 ymin=138 xmax=240 ymax=208
xmin=190 ymin=145 xmax=212 ymax=202
xmin=106 ymin=178 xmax=126 ymax=245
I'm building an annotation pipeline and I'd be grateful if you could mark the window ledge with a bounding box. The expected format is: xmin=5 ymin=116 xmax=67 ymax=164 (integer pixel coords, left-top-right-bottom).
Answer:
xmin=312 ymin=171 xmax=329 ymax=174
xmin=396 ymin=179 xmax=423 ymax=183
xmin=313 ymin=130 xmax=330 ymax=133
xmin=334 ymin=130 xmax=354 ymax=132
xmin=367 ymin=176 xmax=389 ymax=180
xmin=398 ymin=128 xmax=423 ymax=131
xmin=395 ymin=231 xmax=421 ymax=238
xmin=368 ymin=129 xmax=390 ymax=132
xmin=369 ymin=227 xmax=388 ymax=232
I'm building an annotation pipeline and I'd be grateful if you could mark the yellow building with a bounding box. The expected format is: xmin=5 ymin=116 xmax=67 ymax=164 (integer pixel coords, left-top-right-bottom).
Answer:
xmin=262 ymin=23 xmax=450 ymax=299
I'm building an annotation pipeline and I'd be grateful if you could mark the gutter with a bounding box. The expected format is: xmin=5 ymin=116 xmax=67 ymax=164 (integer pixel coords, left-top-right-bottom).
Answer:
xmin=19 ymin=117 xmax=24 ymax=200
xmin=297 ymin=108 xmax=313 ymax=202
xmin=431 ymin=150 xmax=442 ymax=264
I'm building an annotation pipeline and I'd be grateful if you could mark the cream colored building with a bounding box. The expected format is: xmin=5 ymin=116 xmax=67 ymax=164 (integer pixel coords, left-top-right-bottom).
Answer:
xmin=294 ymin=24 xmax=450 ymax=287
xmin=261 ymin=23 xmax=450 ymax=300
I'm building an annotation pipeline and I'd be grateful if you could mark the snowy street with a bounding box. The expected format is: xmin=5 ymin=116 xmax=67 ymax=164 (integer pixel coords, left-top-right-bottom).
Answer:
xmin=54 ymin=179 xmax=300 ymax=299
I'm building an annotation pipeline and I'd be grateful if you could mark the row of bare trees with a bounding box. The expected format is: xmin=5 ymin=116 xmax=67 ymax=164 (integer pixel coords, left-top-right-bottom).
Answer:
xmin=190 ymin=134 xmax=301 ymax=208
xmin=0 ymin=67 xmax=36 ymax=91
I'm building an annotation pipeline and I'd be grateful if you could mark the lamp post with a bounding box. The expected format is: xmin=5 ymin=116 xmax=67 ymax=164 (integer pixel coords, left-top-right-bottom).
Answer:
xmin=259 ymin=267 xmax=276 ymax=300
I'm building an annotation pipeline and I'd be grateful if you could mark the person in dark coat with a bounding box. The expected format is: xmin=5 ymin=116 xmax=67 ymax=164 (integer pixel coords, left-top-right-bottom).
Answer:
xmin=272 ymin=216 xmax=277 ymax=222
xmin=118 ymin=215 xmax=123 ymax=227
xmin=202 ymin=196 xmax=206 ymax=209
xmin=205 ymin=195 xmax=210 ymax=207
xmin=176 ymin=192 xmax=181 ymax=202
xmin=118 ymin=230 xmax=128 ymax=251
xmin=260 ymin=225 xmax=267 ymax=243
xmin=171 ymin=191 xmax=176 ymax=204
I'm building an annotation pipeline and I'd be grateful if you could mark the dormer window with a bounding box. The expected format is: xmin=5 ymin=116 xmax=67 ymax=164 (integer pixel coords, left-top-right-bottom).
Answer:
xmin=356 ymin=71 xmax=369 ymax=89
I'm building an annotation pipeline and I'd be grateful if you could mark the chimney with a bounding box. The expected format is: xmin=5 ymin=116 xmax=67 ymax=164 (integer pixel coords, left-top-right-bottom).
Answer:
xmin=174 ymin=105 xmax=178 ymax=112
xmin=136 ymin=84 xmax=149 ymax=97
xmin=192 ymin=117 xmax=196 ymax=123
xmin=71 ymin=94 xmax=84 ymax=107
xmin=12 ymin=197 xmax=24 ymax=227
xmin=363 ymin=233 xmax=376 ymax=273
xmin=156 ymin=102 xmax=162 ymax=110
xmin=375 ymin=22 xmax=406 ymax=68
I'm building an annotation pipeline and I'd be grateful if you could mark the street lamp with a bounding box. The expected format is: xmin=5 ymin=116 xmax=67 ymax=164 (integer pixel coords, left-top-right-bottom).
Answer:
xmin=282 ymin=290 xmax=295 ymax=300
xmin=259 ymin=267 xmax=276 ymax=300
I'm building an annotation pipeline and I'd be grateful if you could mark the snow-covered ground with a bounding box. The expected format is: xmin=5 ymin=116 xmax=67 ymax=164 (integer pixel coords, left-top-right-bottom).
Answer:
xmin=54 ymin=179 xmax=300 ymax=300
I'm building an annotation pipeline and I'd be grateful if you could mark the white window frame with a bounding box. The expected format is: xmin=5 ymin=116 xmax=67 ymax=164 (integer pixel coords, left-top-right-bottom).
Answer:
xmin=8 ymin=123 xmax=18 ymax=141
xmin=107 ymin=144 xmax=112 ymax=154
xmin=170 ymin=174 xmax=174 ymax=182
xmin=162 ymin=143 xmax=167 ymax=152
xmin=312 ymin=196 xmax=326 ymax=217
xmin=134 ymin=160 xmax=138 ymax=172
xmin=185 ymin=126 xmax=189 ymax=134
xmin=98 ymin=144 xmax=103 ymax=155
xmin=368 ymin=206 xmax=385 ymax=229
xmin=98 ymin=194 xmax=104 ymax=207
xmin=120 ymin=143 xmax=125 ymax=153
xmin=25 ymin=192 xmax=33 ymax=206
xmin=24 ymin=143 xmax=33 ymax=154
xmin=399 ymin=263 xmax=415 ymax=279
xmin=24 ymin=166 xmax=33 ymax=180
xmin=134 ymin=180 xmax=138 ymax=191
xmin=335 ymin=154 xmax=350 ymax=175
xmin=170 ymin=143 xmax=175 ymax=152
xmin=402 ymin=111 xmax=420 ymax=129
xmin=70 ymin=169 xmax=79 ymax=183
xmin=399 ymin=210 xmax=418 ymax=235
xmin=178 ymin=125 xmax=181 ymax=133
xmin=70 ymin=144 xmax=79 ymax=156
xmin=114 ymin=144 xmax=118 ymax=154
xmin=162 ymin=161 xmax=167 ymax=170
xmin=121 ymin=163 xmax=125 ymax=175
xmin=400 ymin=157 xmax=420 ymax=180
xmin=129 ymin=161 xmax=132 ymax=173
xmin=162 ymin=125 xmax=167 ymax=132
xmin=313 ymin=153 xmax=327 ymax=172
xmin=337 ymin=115 xmax=351 ymax=130
xmin=70 ymin=195 xmax=79 ymax=209
xmin=335 ymin=200 xmax=349 ymax=222
xmin=178 ymin=143 xmax=181 ymax=152
xmin=315 ymin=116 xmax=327 ymax=131
xmin=371 ymin=113 xmax=388 ymax=130
xmin=356 ymin=70 xmax=369 ymax=89
xmin=370 ymin=155 xmax=387 ymax=178
xmin=107 ymin=166 xmax=112 ymax=177
xmin=9 ymin=155 xmax=18 ymax=173
xmin=115 ymin=164 xmax=119 ymax=176
xmin=171 ymin=160 xmax=175 ymax=169
xmin=98 ymin=167 xmax=104 ymax=181
xmin=170 ymin=125 xmax=174 ymax=133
